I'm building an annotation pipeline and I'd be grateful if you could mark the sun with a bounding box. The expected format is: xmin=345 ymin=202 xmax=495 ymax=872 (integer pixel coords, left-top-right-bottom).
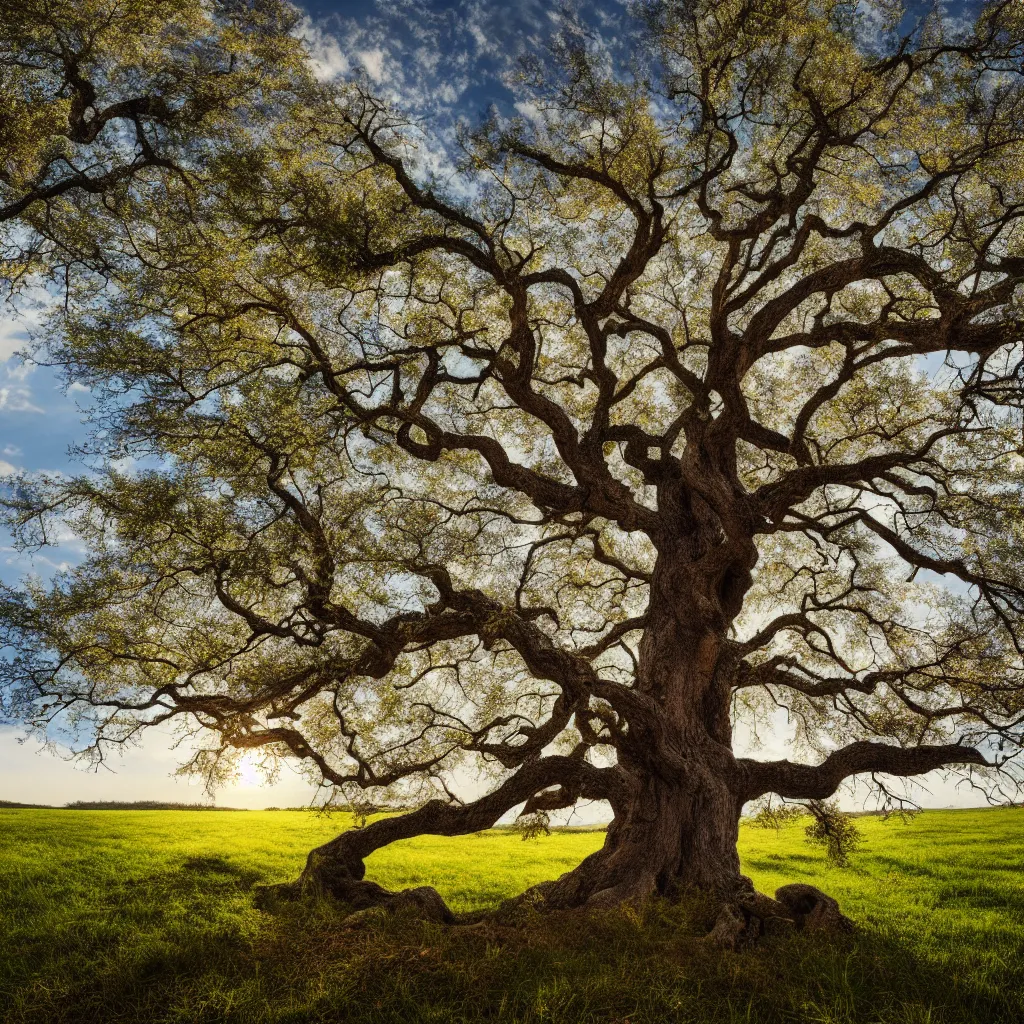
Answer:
xmin=236 ymin=753 xmax=264 ymax=788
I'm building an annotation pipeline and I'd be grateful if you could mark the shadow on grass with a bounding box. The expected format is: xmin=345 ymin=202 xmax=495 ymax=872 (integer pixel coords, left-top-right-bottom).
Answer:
xmin=20 ymin=893 xmax=1021 ymax=1024
xmin=117 ymin=855 xmax=267 ymax=898
xmin=256 ymin=901 xmax=1022 ymax=1024
xmin=743 ymin=851 xmax=820 ymax=870
xmin=179 ymin=855 xmax=262 ymax=884
xmin=933 ymin=880 xmax=1022 ymax=910
xmin=868 ymin=855 xmax=940 ymax=879
xmin=53 ymin=858 xmax=267 ymax=938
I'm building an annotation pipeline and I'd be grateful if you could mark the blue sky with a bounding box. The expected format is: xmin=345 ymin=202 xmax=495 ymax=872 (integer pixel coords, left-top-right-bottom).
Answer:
xmin=0 ymin=0 xmax=992 ymax=809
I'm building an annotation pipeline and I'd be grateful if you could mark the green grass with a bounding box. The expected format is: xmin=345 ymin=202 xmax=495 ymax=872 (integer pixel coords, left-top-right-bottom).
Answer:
xmin=1 ymin=807 xmax=1021 ymax=1023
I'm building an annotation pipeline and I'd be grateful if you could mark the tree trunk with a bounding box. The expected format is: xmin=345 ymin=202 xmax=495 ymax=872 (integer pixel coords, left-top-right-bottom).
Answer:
xmin=529 ymin=549 xmax=752 ymax=908
xmin=273 ymin=550 xmax=851 ymax=943
xmin=531 ymin=769 xmax=745 ymax=909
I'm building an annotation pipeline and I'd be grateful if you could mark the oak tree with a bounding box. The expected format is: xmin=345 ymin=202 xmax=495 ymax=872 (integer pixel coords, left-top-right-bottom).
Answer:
xmin=3 ymin=0 xmax=1024 ymax=937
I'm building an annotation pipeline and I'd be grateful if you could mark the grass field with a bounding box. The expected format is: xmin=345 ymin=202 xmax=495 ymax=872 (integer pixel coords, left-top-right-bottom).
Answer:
xmin=0 ymin=807 xmax=1021 ymax=1024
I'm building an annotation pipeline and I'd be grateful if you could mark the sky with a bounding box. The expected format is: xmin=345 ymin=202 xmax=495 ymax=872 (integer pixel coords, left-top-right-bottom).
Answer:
xmin=0 ymin=0 xmax=994 ymax=812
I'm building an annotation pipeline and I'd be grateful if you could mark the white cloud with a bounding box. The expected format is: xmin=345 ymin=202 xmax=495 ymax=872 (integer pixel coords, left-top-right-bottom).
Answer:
xmin=466 ymin=19 xmax=490 ymax=54
xmin=2 ymin=444 xmax=21 ymax=456
xmin=295 ymin=16 xmax=350 ymax=81
xmin=358 ymin=47 xmax=386 ymax=83
xmin=0 ymin=459 xmax=17 ymax=474
xmin=0 ymin=319 xmax=27 ymax=363
xmin=4 ymin=359 xmax=32 ymax=382
xmin=515 ymin=100 xmax=544 ymax=126
xmin=938 ymin=0 xmax=976 ymax=38
xmin=0 ymin=385 xmax=43 ymax=414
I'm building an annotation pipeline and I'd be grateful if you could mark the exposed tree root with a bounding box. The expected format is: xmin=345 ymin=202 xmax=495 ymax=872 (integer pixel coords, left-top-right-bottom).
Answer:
xmin=706 ymin=877 xmax=854 ymax=950
xmin=775 ymin=883 xmax=855 ymax=934
xmin=256 ymin=845 xmax=458 ymax=924
xmin=258 ymin=864 xmax=853 ymax=953
xmin=255 ymin=875 xmax=456 ymax=923
xmin=705 ymin=876 xmax=794 ymax=950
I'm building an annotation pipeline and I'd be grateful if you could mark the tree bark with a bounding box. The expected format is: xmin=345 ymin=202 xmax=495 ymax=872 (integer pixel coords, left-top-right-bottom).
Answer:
xmin=533 ymin=554 xmax=749 ymax=909
xmin=539 ymin=545 xmax=744 ymax=892
xmin=529 ymin=770 xmax=745 ymax=909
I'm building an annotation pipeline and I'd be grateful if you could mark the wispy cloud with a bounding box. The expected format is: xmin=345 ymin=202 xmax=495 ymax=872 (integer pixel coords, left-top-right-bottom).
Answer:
xmin=295 ymin=15 xmax=351 ymax=80
xmin=357 ymin=46 xmax=386 ymax=82
xmin=0 ymin=319 xmax=27 ymax=363
xmin=0 ymin=384 xmax=43 ymax=414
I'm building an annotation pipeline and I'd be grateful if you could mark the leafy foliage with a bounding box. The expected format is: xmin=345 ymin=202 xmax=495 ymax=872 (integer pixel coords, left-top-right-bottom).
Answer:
xmin=804 ymin=801 xmax=865 ymax=867
xmin=0 ymin=0 xmax=307 ymax=287
xmin=749 ymin=799 xmax=805 ymax=831
xmin=510 ymin=811 xmax=553 ymax=841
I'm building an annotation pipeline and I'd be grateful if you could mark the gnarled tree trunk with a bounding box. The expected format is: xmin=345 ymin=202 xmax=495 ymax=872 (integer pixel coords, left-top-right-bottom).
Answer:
xmin=285 ymin=549 xmax=804 ymax=939
xmin=529 ymin=771 xmax=744 ymax=909
xmin=526 ymin=548 xmax=752 ymax=908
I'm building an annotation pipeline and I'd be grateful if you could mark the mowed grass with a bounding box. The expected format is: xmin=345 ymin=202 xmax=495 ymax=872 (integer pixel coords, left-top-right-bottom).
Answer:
xmin=0 ymin=808 xmax=1021 ymax=1024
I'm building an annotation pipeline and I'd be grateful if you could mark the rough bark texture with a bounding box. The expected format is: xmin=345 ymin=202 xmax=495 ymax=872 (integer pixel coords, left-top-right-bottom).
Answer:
xmin=502 ymin=779 xmax=740 ymax=913
xmin=775 ymin=884 xmax=855 ymax=934
xmin=704 ymin=880 xmax=854 ymax=950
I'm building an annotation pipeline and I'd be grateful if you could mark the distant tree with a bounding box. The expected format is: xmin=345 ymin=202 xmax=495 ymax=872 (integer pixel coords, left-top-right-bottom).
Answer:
xmin=509 ymin=811 xmax=553 ymax=841
xmin=3 ymin=0 xmax=1024 ymax=939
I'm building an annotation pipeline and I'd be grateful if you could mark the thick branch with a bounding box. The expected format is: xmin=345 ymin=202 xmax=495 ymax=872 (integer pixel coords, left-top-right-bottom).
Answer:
xmin=740 ymin=741 xmax=989 ymax=802
xmin=307 ymin=755 xmax=624 ymax=875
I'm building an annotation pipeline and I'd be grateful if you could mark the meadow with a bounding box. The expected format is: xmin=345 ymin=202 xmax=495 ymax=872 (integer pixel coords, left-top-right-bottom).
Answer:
xmin=0 ymin=806 xmax=1021 ymax=1024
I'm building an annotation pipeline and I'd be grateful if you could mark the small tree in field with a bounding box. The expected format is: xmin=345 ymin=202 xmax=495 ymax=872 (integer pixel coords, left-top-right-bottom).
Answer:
xmin=3 ymin=0 xmax=1024 ymax=936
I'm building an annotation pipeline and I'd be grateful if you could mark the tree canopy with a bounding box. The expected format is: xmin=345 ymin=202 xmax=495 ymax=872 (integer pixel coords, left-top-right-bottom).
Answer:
xmin=2 ymin=0 xmax=1024 ymax=923
xmin=0 ymin=0 xmax=303 ymax=280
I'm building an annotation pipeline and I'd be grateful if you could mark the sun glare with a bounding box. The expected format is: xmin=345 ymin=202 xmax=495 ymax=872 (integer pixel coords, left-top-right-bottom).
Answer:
xmin=236 ymin=754 xmax=264 ymax=788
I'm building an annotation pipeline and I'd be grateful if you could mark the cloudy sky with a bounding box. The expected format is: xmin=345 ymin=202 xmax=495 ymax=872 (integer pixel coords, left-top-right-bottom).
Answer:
xmin=0 ymin=0 xmax=990 ymax=810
